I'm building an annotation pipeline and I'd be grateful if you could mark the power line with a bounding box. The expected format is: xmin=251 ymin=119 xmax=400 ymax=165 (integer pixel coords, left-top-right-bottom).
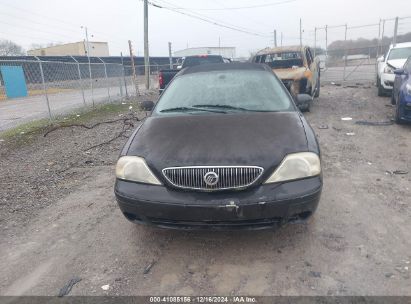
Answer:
xmin=157 ymin=0 xmax=299 ymax=10
xmin=0 ymin=1 xmax=132 ymax=48
xmin=0 ymin=20 xmax=79 ymax=41
xmin=146 ymin=0 xmax=270 ymax=37
xmin=209 ymin=0 xmax=273 ymax=30
xmin=0 ymin=11 xmax=82 ymax=35
xmin=156 ymin=0 xmax=269 ymax=34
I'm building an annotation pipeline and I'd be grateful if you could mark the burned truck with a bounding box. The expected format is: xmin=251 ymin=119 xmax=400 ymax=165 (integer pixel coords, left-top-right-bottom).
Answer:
xmin=251 ymin=46 xmax=321 ymax=111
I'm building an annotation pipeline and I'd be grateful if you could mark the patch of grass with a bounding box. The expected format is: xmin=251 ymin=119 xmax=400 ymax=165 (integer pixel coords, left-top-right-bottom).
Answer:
xmin=0 ymin=101 xmax=140 ymax=144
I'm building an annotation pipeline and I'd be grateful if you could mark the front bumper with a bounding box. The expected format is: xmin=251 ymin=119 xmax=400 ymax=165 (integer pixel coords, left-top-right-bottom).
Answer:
xmin=115 ymin=177 xmax=322 ymax=230
xmin=381 ymin=73 xmax=395 ymax=90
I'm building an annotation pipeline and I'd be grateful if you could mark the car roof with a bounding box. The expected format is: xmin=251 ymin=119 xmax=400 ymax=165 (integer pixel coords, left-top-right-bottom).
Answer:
xmin=178 ymin=62 xmax=272 ymax=76
xmin=391 ymin=42 xmax=411 ymax=49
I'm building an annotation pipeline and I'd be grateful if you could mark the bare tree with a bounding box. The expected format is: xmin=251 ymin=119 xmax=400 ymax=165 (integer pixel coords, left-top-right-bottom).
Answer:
xmin=0 ymin=39 xmax=25 ymax=56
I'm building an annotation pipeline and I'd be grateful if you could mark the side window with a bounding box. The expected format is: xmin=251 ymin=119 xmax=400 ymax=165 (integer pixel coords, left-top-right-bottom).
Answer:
xmin=264 ymin=54 xmax=273 ymax=63
xmin=306 ymin=48 xmax=313 ymax=66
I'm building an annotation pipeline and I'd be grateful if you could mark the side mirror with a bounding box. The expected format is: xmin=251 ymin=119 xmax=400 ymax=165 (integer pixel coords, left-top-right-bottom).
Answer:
xmin=296 ymin=94 xmax=313 ymax=111
xmin=377 ymin=56 xmax=384 ymax=63
xmin=394 ymin=68 xmax=407 ymax=75
xmin=141 ymin=100 xmax=155 ymax=111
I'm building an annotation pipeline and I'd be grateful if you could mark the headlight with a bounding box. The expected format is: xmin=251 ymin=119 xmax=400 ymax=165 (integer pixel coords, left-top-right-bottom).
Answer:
xmin=406 ymin=83 xmax=411 ymax=95
xmin=116 ymin=156 xmax=162 ymax=185
xmin=384 ymin=66 xmax=394 ymax=74
xmin=264 ymin=152 xmax=321 ymax=184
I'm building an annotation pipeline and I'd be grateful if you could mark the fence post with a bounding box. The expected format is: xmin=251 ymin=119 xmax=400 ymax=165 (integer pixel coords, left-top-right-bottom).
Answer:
xmin=85 ymin=53 xmax=94 ymax=107
xmin=128 ymin=40 xmax=140 ymax=96
xmin=35 ymin=57 xmax=52 ymax=122
xmin=375 ymin=18 xmax=382 ymax=58
xmin=119 ymin=77 xmax=124 ymax=98
xmin=71 ymin=56 xmax=86 ymax=106
xmin=325 ymin=25 xmax=328 ymax=69
xmin=380 ymin=19 xmax=386 ymax=55
xmin=168 ymin=42 xmax=173 ymax=69
xmin=121 ymin=52 xmax=129 ymax=99
xmin=343 ymin=24 xmax=348 ymax=83
xmin=98 ymin=57 xmax=111 ymax=103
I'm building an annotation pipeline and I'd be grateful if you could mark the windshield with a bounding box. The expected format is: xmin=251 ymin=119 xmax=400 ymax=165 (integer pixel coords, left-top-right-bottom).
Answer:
xmin=154 ymin=70 xmax=293 ymax=115
xmin=183 ymin=56 xmax=223 ymax=67
xmin=388 ymin=47 xmax=411 ymax=60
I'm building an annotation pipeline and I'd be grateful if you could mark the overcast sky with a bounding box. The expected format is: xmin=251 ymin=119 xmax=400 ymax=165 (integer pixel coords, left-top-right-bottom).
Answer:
xmin=1 ymin=0 xmax=410 ymax=57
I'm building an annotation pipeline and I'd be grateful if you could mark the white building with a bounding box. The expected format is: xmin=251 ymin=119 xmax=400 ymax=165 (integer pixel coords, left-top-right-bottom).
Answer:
xmin=174 ymin=47 xmax=236 ymax=59
xmin=28 ymin=41 xmax=110 ymax=57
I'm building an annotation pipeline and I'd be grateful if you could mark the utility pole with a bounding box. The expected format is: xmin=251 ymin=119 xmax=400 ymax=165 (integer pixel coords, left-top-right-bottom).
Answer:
xmin=82 ymin=26 xmax=94 ymax=107
xmin=129 ymin=40 xmax=140 ymax=96
xmin=168 ymin=42 xmax=173 ymax=69
xmin=274 ymin=30 xmax=277 ymax=47
xmin=314 ymin=27 xmax=317 ymax=57
xmin=218 ymin=37 xmax=221 ymax=55
xmin=144 ymin=0 xmax=150 ymax=90
xmin=299 ymin=18 xmax=303 ymax=47
xmin=393 ymin=17 xmax=399 ymax=47
xmin=281 ymin=32 xmax=283 ymax=47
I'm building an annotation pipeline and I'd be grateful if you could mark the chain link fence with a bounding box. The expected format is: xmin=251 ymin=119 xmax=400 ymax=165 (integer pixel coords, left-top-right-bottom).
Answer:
xmin=309 ymin=16 xmax=411 ymax=84
xmin=0 ymin=58 xmax=163 ymax=130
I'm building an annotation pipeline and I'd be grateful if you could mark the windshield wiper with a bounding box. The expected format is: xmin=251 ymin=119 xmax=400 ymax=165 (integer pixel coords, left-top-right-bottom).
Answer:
xmin=193 ymin=104 xmax=274 ymax=112
xmin=160 ymin=106 xmax=227 ymax=114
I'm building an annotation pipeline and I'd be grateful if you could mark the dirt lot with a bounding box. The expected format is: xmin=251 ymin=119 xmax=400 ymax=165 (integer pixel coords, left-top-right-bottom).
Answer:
xmin=0 ymin=85 xmax=410 ymax=296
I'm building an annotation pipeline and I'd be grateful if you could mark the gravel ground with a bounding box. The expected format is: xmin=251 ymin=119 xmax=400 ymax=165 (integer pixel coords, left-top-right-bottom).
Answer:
xmin=0 ymin=85 xmax=410 ymax=296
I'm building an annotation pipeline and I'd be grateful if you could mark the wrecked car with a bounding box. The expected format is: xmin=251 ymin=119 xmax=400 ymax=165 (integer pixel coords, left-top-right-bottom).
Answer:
xmin=114 ymin=63 xmax=322 ymax=230
xmin=251 ymin=46 xmax=321 ymax=111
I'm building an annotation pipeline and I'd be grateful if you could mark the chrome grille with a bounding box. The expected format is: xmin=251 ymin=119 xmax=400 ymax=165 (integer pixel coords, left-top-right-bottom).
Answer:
xmin=162 ymin=166 xmax=264 ymax=191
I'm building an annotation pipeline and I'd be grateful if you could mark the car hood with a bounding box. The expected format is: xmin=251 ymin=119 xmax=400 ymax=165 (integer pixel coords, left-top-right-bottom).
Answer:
xmin=387 ymin=59 xmax=407 ymax=69
xmin=127 ymin=112 xmax=309 ymax=180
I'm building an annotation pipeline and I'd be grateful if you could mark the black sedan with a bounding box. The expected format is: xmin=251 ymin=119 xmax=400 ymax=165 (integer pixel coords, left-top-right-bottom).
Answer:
xmin=115 ymin=63 xmax=322 ymax=230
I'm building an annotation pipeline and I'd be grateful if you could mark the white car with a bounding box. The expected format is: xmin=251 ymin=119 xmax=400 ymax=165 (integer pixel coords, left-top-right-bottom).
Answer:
xmin=377 ymin=42 xmax=411 ymax=96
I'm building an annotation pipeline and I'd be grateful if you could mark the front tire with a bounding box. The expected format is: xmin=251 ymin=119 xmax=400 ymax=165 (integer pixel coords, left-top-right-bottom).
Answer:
xmin=300 ymin=102 xmax=311 ymax=113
